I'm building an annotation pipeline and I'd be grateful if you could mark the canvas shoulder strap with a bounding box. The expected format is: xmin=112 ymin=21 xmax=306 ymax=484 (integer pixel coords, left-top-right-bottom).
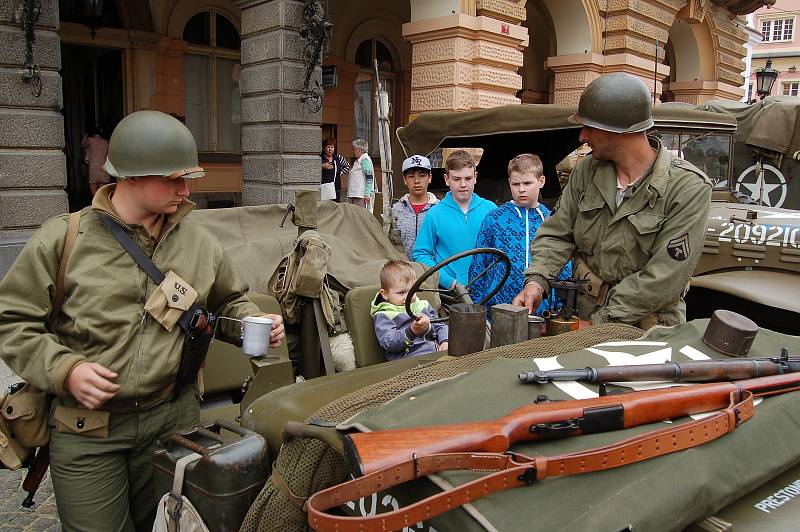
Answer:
xmin=98 ymin=213 xmax=199 ymax=333
xmin=52 ymin=211 xmax=81 ymax=319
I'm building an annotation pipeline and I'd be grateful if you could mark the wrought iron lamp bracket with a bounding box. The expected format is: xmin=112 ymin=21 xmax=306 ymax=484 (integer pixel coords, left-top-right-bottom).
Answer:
xmin=22 ymin=0 xmax=43 ymax=98
xmin=299 ymin=0 xmax=331 ymax=113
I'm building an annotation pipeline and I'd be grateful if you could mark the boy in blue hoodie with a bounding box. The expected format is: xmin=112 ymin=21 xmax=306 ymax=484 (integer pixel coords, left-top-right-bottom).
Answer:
xmin=469 ymin=153 xmax=572 ymax=314
xmin=371 ymin=260 xmax=449 ymax=361
xmin=412 ymin=150 xmax=496 ymax=289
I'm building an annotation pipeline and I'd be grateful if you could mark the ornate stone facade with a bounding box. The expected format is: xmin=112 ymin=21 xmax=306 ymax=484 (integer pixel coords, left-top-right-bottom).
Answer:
xmin=403 ymin=10 xmax=527 ymax=114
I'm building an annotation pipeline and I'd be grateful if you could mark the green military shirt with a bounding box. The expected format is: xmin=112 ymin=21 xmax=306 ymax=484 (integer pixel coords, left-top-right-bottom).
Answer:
xmin=0 ymin=185 xmax=260 ymax=407
xmin=525 ymin=138 xmax=712 ymax=326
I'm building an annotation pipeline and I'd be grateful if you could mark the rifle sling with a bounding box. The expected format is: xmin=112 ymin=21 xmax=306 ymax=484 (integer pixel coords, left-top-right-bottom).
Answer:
xmin=307 ymin=390 xmax=755 ymax=532
xmin=99 ymin=214 xmax=198 ymax=333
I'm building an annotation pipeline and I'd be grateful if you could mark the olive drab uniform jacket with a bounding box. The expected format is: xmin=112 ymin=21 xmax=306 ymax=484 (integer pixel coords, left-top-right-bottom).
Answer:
xmin=524 ymin=138 xmax=712 ymax=327
xmin=0 ymin=185 xmax=260 ymax=409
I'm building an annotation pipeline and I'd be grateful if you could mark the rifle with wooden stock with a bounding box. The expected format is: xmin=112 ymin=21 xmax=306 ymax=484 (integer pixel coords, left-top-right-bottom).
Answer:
xmin=21 ymin=445 xmax=49 ymax=508
xmin=343 ymin=370 xmax=800 ymax=477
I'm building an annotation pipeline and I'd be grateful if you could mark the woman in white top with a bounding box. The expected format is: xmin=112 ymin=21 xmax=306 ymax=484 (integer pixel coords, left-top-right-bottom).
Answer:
xmin=348 ymin=138 xmax=374 ymax=209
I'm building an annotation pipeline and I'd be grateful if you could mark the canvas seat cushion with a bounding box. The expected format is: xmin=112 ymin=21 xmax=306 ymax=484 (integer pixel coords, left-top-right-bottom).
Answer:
xmin=345 ymin=286 xmax=440 ymax=368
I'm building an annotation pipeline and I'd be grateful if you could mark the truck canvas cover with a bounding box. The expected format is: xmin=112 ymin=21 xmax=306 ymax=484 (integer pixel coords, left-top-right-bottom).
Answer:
xmin=187 ymin=201 xmax=405 ymax=294
xmin=340 ymin=320 xmax=800 ymax=531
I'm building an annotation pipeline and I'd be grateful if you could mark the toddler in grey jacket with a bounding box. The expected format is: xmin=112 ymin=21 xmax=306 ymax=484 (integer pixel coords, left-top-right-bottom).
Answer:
xmin=371 ymin=260 xmax=448 ymax=361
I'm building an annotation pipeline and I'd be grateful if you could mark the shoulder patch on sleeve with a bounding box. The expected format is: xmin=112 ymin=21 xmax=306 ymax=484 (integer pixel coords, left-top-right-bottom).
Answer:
xmin=667 ymin=232 xmax=690 ymax=261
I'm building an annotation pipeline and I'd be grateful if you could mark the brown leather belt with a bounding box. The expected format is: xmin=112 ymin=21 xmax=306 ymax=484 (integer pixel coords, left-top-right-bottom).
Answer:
xmin=307 ymin=390 xmax=754 ymax=532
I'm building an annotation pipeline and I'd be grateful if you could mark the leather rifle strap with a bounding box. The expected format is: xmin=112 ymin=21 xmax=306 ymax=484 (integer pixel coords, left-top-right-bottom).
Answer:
xmin=307 ymin=390 xmax=754 ymax=532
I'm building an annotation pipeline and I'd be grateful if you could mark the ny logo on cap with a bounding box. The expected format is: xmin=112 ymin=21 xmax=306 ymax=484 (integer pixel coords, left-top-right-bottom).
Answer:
xmin=412 ymin=156 xmax=422 ymax=165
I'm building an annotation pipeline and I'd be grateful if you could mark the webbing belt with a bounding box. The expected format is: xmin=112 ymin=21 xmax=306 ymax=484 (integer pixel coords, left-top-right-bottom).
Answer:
xmin=307 ymin=390 xmax=754 ymax=532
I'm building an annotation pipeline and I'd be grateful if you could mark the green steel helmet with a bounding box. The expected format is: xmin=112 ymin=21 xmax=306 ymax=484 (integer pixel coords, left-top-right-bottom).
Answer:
xmin=571 ymin=72 xmax=654 ymax=133
xmin=103 ymin=110 xmax=205 ymax=179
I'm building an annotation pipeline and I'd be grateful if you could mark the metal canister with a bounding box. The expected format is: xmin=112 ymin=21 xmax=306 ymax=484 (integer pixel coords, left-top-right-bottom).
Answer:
xmin=527 ymin=315 xmax=544 ymax=340
xmin=448 ymin=303 xmax=487 ymax=356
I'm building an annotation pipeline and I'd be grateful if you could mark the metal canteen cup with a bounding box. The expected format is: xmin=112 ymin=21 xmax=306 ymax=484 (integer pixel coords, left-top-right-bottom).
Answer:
xmin=214 ymin=316 xmax=275 ymax=358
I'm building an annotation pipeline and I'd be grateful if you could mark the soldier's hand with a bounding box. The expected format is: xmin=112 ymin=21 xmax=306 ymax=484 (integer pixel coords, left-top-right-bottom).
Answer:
xmin=258 ymin=313 xmax=285 ymax=348
xmin=512 ymin=282 xmax=545 ymax=313
xmin=411 ymin=315 xmax=430 ymax=336
xmin=66 ymin=362 xmax=120 ymax=410
xmin=438 ymin=341 xmax=449 ymax=352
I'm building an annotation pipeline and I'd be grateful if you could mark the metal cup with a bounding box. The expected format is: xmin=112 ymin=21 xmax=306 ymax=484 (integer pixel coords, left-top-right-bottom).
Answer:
xmin=241 ymin=316 xmax=273 ymax=357
xmin=527 ymin=315 xmax=544 ymax=340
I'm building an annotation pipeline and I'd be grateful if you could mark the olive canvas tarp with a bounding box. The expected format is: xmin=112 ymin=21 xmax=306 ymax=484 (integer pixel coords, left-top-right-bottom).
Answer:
xmin=391 ymin=103 xmax=737 ymax=203
xmin=698 ymin=96 xmax=800 ymax=210
xmin=339 ymin=320 xmax=800 ymax=532
xmin=187 ymin=201 xmax=405 ymax=295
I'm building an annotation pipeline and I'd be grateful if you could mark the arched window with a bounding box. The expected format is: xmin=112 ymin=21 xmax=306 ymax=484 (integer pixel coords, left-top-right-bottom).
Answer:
xmin=183 ymin=11 xmax=241 ymax=154
xmin=354 ymin=38 xmax=395 ymax=159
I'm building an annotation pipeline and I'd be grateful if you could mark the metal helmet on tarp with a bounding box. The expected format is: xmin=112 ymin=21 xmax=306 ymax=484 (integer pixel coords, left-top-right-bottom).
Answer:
xmin=103 ymin=110 xmax=205 ymax=179
xmin=571 ymin=72 xmax=654 ymax=133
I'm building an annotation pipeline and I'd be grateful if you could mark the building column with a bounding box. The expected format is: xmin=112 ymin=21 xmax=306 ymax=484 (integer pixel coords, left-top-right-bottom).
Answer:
xmin=237 ymin=0 xmax=321 ymax=205
xmin=0 ymin=0 xmax=67 ymax=277
xmin=402 ymin=1 xmax=528 ymax=115
xmin=547 ymin=52 xmax=670 ymax=106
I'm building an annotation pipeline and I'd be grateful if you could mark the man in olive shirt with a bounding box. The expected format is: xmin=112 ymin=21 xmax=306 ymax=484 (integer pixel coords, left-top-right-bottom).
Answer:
xmin=513 ymin=73 xmax=712 ymax=328
xmin=0 ymin=111 xmax=285 ymax=531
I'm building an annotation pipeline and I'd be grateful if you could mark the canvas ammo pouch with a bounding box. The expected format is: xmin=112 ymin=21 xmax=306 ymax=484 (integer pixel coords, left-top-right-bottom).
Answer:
xmin=144 ymin=270 xmax=199 ymax=332
xmin=53 ymin=405 xmax=110 ymax=438
xmin=269 ymin=231 xmax=345 ymax=333
xmin=0 ymin=383 xmax=51 ymax=469
xmin=572 ymin=256 xmax=608 ymax=305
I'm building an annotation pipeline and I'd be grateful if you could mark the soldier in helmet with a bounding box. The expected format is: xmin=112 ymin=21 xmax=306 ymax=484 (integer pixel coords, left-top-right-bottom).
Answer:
xmin=513 ymin=73 xmax=712 ymax=328
xmin=0 ymin=110 xmax=285 ymax=531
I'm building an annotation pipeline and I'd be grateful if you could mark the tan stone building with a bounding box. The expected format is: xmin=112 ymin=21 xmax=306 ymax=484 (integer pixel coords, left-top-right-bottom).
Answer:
xmin=0 ymin=0 xmax=770 ymax=275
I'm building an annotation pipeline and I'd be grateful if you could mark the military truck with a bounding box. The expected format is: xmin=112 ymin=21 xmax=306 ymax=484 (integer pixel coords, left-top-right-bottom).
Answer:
xmin=26 ymin=102 xmax=795 ymax=531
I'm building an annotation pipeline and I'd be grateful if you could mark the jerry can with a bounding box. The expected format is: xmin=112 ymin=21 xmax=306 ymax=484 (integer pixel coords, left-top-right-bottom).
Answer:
xmin=152 ymin=419 xmax=269 ymax=532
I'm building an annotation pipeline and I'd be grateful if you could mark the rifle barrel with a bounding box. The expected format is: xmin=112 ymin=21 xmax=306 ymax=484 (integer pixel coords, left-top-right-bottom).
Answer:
xmin=522 ymin=359 xmax=795 ymax=384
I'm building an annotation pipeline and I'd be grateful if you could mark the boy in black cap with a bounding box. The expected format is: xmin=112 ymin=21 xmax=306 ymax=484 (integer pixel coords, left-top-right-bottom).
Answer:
xmin=392 ymin=155 xmax=438 ymax=257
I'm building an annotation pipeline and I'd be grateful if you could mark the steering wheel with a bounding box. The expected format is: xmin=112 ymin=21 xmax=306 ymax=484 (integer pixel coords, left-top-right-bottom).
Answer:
xmin=405 ymin=248 xmax=511 ymax=323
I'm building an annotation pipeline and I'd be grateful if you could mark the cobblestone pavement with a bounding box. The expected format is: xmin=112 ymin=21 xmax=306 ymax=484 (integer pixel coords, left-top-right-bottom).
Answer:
xmin=0 ymin=468 xmax=60 ymax=531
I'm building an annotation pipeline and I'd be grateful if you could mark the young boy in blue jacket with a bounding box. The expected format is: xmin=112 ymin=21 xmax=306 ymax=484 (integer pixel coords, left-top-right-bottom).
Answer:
xmin=469 ymin=153 xmax=572 ymax=315
xmin=371 ymin=260 xmax=449 ymax=361
xmin=412 ymin=150 xmax=495 ymax=289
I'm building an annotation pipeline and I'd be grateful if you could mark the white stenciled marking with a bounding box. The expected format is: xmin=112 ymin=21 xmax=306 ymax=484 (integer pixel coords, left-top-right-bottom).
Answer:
xmin=587 ymin=346 xmax=673 ymax=366
xmin=532 ymin=357 xmax=597 ymax=399
xmin=679 ymin=345 xmax=712 ymax=361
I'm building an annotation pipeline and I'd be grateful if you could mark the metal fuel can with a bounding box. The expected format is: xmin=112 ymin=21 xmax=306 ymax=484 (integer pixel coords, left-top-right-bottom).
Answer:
xmin=152 ymin=419 xmax=269 ymax=532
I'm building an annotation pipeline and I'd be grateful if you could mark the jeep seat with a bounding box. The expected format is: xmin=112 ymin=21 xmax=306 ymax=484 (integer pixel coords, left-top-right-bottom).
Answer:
xmin=345 ymin=285 xmax=440 ymax=368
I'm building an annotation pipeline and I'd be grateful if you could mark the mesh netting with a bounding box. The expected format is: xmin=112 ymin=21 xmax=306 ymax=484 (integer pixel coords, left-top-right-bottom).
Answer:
xmin=240 ymin=323 xmax=644 ymax=532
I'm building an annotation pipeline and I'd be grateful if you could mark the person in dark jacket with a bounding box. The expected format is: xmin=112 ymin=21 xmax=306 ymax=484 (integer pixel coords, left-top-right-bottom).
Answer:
xmin=371 ymin=260 xmax=448 ymax=361
xmin=320 ymin=137 xmax=350 ymax=201
xmin=392 ymin=155 xmax=439 ymax=257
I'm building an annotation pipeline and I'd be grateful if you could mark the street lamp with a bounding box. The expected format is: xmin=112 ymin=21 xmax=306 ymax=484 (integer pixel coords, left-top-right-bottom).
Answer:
xmin=755 ymin=58 xmax=779 ymax=100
